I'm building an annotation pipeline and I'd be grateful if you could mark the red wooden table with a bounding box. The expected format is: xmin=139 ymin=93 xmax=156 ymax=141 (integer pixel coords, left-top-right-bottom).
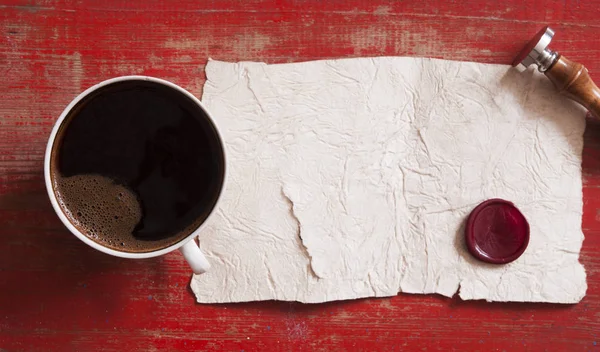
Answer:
xmin=1 ymin=1 xmax=599 ymax=350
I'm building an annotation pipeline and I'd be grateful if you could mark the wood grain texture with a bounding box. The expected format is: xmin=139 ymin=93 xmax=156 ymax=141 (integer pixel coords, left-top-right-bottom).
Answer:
xmin=1 ymin=0 xmax=599 ymax=351
xmin=546 ymin=55 xmax=600 ymax=118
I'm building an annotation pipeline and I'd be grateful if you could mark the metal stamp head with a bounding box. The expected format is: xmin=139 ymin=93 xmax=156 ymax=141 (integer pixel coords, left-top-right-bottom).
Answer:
xmin=512 ymin=26 xmax=558 ymax=72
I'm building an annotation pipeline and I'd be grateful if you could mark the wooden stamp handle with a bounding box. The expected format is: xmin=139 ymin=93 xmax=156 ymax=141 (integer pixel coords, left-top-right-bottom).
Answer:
xmin=545 ymin=55 xmax=600 ymax=118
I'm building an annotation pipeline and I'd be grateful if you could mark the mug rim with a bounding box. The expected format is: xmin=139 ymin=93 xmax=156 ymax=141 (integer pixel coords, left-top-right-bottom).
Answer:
xmin=44 ymin=75 xmax=227 ymax=259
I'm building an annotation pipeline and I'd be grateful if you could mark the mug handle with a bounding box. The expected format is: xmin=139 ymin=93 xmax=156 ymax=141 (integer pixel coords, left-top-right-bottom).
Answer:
xmin=179 ymin=239 xmax=211 ymax=274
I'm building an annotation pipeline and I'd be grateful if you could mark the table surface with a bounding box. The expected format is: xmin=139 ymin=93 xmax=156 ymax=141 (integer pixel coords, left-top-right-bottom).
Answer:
xmin=1 ymin=0 xmax=600 ymax=351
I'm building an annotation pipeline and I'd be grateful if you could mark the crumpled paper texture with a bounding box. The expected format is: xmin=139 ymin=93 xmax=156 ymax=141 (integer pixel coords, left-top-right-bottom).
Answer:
xmin=191 ymin=57 xmax=587 ymax=303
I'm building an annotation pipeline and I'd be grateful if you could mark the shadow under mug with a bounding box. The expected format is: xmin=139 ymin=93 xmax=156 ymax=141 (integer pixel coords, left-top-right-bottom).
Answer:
xmin=44 ymin=76 xmax=227 ymax=274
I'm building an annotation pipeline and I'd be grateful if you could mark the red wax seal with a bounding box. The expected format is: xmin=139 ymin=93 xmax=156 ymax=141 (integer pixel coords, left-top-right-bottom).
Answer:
xmin=465 ymin=199 xmax=529 ymax=264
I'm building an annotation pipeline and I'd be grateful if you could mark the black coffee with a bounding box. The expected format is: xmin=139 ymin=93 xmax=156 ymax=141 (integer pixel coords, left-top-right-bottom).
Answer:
xmin=51 ymin=80 xmax=225 ymax=252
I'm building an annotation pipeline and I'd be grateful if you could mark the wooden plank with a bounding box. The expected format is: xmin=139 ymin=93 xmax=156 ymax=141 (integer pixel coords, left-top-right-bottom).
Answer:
xmin=1 ymin=0 xmax=599 ymax=350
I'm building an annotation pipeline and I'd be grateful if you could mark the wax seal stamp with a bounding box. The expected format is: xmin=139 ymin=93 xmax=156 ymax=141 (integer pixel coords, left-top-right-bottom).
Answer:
xmin=513 ymin=26 xmax=600 ymax=118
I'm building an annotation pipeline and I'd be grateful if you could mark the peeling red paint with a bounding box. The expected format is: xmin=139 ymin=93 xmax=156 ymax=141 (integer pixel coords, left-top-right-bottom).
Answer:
xmin=1 ymin=0 xmax=599 ymax=350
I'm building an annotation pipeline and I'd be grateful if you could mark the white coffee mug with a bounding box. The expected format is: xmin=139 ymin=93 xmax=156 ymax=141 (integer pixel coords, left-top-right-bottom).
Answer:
xmin=44 ymin=76 xmax=226 ymax=274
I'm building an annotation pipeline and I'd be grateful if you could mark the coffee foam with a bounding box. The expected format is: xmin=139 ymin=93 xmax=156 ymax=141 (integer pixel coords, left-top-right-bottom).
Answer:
xmin=55 ymin=174 xmax=194 ymax=252
xmin=54 ymin=174 xmax=148 ymax=249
